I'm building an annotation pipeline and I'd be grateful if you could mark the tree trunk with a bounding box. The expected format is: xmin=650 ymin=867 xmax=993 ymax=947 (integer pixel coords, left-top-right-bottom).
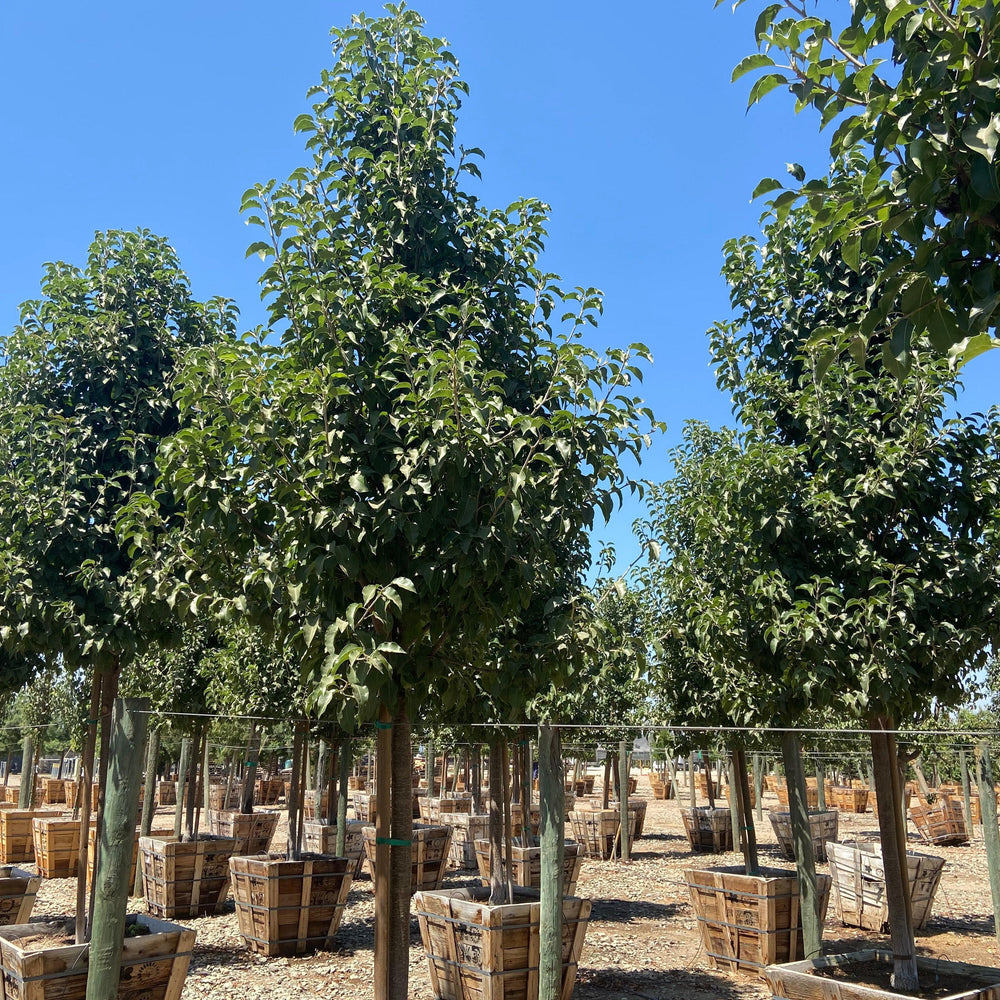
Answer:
xmin=753 ymin=752 xmax=763 ymax=821
xmin=521 ymin=730 xmax=532 ymax=812
xmin=779 ymin=731 xmax=823 ymax=960
xmin=602 ymin=751 xmax=612 ymax=809
xmin=336 ymin=736 xmax=351 ymax=855
xmin=173 ymin=737 xmax=191 ymax=840
xmin=976 ymin=743 xmax=1000 ymax=952
xmin=960 ymin=748 xmax=975 ymax=835
xmin=286 ymin=721 xmax=306 ymax=860
xmin=488 ymin=736 xmax=505 ymax=904
xmin=133 ymin=728 xmax=160 ymax=897
xmin=241 ymin=722 xmax=259 ymax=815
xmin=815 ymin=758 xmax=826 ymax=811
xmin=388 ymin=703 xmax=413 ymax=999
xmin=75 ymin=670 xmax=103 ymax=944
xmin=85 ymin=698 xmax=148 ymax=1000
xmin=703 ymin=752 xmax=716 ymax=808
xmin=17 ymin=733 xmax=34 ymax=809
xmin=871 ymin=717 xmax=918 ymax=991
xmin=373 ymin=706 xmax=392 ymax=1000
xmin=538 ymin=724 xmax=564 ymax=1000
xmin=618 ymin=739 xmax=630 ymax=862
xmin=912 ymin=756 xmax=932 ymax=802
xmin=471 ymin=743 xmax=481 ymax=814
xmin=733 ymin=744 xmax=759 ymax=875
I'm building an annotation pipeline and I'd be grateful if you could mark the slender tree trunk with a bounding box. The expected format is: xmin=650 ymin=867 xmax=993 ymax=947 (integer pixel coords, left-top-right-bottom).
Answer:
xmin=689 ymin=752 xmax=697 ymax=807
xmin=960 ymin=748 xmax=975 ymax=836
xmin=133 ymin=728 xmax=159 ymax=897
xmin=2 ymin=750 xmax=11 ymax=788
xmin=388 ymin=703 xmax=413 ymax=1000
xmin=779 ymin=731 xmax=823 ymax=960
xmin=85 ymin=698 xmax=148 ymax=1000
xmin=337 ymin=737 xmax=351 ymax=854
xmin=753 ymin=752 xmax=763 ymax=821
xmin=374 ymin=706 xmax=392 ymax=1000
xmin=57 ymin=748 xmax=66 ymax=780
xmin=326 ymin=736 xmax=338 ymax=825
xmin=424 ymin=736 xmax=434 ymax=793
xmin=17 ymin=733 xmax=34 ymax=809
xmin=727 ymin=753 xmax=741 ymax=852
xmin=75 ymin=670 xmax=103 ymax=944
xmin=286 ymin=721 xmax=305 ymax=860
xmin=619 ymin=739 xmax=630 ymax=862
xmin=173 ymin=738 xmax=191 ymax=840
xmin=704 ymin=752 xmax=716 ymax=808
xmin=815 ymin=758 xmax=826 ymax=811
xmin=733 ymin=744 xmax=759 ymax=875
xmin=471 ymin=744 xmax=481 ymax=814
xmin=602 ymin=751 xmax=612 ymax=809
xmin=241 ymin=722 xmax=259 ymax=815
xmin=521 ymin=731 xmax=532 ymax=813
xmin=538 ymin=724 xmax=565 ymax=1000
xmin=871 ymin=717 xmax=918 ymax=991
xmin=976 ymin=743 xmax=1000 ymax=952
xmin=488 ymin=736 xmax=505 ymax=904
xmin=913 ymin=756 xmax=932 ymax=802
xmin=502 ymin=741 xmax=514 ymax=902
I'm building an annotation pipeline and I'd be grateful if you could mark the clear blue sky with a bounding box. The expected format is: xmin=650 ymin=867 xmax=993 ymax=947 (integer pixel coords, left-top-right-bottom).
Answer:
xmin=3 ymin=1 xmax=998 ymax=571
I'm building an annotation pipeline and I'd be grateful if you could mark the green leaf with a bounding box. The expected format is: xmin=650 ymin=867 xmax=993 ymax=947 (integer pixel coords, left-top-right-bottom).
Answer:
xmin=747 ymin=72 xmax=788 ymax=108
xmin=786 ymin=162 xmax=806 ymax=182
xmin=732 ymin=53 xmax=776 ymax=82
xmin=751 ymin=177 xmax=785 ymax=200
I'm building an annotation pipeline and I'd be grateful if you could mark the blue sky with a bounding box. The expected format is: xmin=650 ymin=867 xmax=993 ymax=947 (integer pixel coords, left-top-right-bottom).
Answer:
xmin=3 ymin=1 xmax=998 ymax=571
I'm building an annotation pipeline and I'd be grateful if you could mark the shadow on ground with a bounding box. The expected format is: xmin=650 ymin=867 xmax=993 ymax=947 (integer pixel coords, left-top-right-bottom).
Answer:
xmin=576 ymin=965 xmax=762 ymax=999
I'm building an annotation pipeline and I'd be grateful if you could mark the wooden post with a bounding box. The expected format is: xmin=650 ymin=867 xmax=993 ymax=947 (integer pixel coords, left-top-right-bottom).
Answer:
xmin=373 ymin=706 xmax=392 ymax=1000
xmin=75 ymin=672 xmax=102 ymax=944
xmin=618 ymin=739 xmax=630 ymax=863
xmin=816 ymin=758 xmax=826 ymax=811
xmin=726 ymin=754 xmax=741 ymax=854
xmin=17 ymin=733 xmax=34 ymax=808
xmin=522 ymin=731 xmax=532 ymax=812
xmin=240 ymin=722 xmax=259 ymax=815
xmin=538 ymin=724 xmax=564 ymax=1000
xmin=779 ymin=731 xmax=823 ymax=960
xmin=85 ymin=698 xmax=148 ymax=1000
xmin=703 ymin=751 xmax=716 ymax=808
xmin=688 ymin=752 xmax=697 ymax=807
xmin=337 ymin=737 xmax=351 ymax=855
xmin=133 ymin=728 xmax=159 ymax=897
xmin=388 ymin=704 xmax=413 ymax=999
xmin=733 ymin=744 xmax=759 ymax=875
xmin=602 ymin=750 xmax=612 ymax=809
xmin=976 ymin=743 xmax=1000 ymax=952
xmin=913 ymin=756 xmax=932 ymax=802
xmin=488 ymin=736 xmax=505 ymax=903
xmin=960 ymin=747 xmax=976 ymax=836
xmin=753 ymin=752 xmax=763 ymax=821
xmin=173 ymin=737 xmax=190 ymax=840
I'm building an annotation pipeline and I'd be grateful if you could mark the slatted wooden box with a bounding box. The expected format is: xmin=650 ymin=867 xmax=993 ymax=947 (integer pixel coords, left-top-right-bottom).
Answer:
xmin=830 ymin=786 xmax=869 ymax=813
xmin=696 ymin=774 xmax=717 ymax=799
xmin=206 ymin=810 xmax=279 ymax=855
xmin=347 ymin=776 xmax=366 ymax=792
xmin=140 ymin=835 xmax=239 ymax=918
xmin=255 ymin=777 xmax=285 ymax=806
xmin=724 ymin=783 xmax=757 ymax=808
xmin=680 ymin=807 xmax=733 ymax=854
xmin=302 ymin=820 xmax=366 ymax=877
xmin=37 ymin=779 xmax=68 ymax=806
xmin=157 ymin=780 xmax=177 ymax=806
xmin=827 ymin=841 xmax=945 ymax=932
xmin=568 ymin=808 xmax=636 ymax=860
xmin=414 ymin=887 xmax=590 ymax=1000
xmin=910 ymin=797 xmax=969 ymax=845
xmin=775 ymin=785 xmax=819 ymax=810
xmin=32 ymin=816 xmax=93 ymax=879
xmin=767 ymin=810 xmax=839 ymax=863
xmin=87 ymin=824 xmax=174 ymax=891
xmin=649 ymin=775 xmax=672 ymax=800
xmin=208 ymin=784 xmax=240 ymax=812
xmin=0 ymin=868 xmax=40 ymax=926
xmin=442 ymin=813 xmax=490 ymax=870
xmin=418 ymin=796 xmax=474 ymax=823
xmin=0 ymin=914 xmax=195 ymax=1000
xmin=361 ymin=824 xmax=451 ymax=894
xmin=352 ymin=792 xmax=375 ymax=822
xmin=0 ymin=812 xmax=40 ymax=865
xmin=510 ymin=803 xmax=541 ymax=838
xmin=686 ymin=866 xmax=831 ymax=974
xmin=474 ymin=838 xmax=583 ymax=895
xmin=229 ymin=853 xmax=354 ymax=956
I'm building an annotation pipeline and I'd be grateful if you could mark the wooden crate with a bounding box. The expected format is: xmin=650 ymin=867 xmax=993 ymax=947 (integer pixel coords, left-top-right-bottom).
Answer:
xmin=302 ymin=820 xmax=366 ymax=877
xmin=696 ymin=774 xmax=717 ymax=799
xmin=764 ymin=950 xmax=1000 ymax=1000
xmin=361 ymin=824 xmax=451 ymax=894
xmin=830 ymin=786 xmax=869 ymax=814
xmin=87 ymin=824 xmax=174 ymax=891
xmin=32 ymin=816 xmax=92 ymax=879
xmin=303 ymin=789 xmax=331 ymax=820
xmin=0 ymin=914 xmax=195 ymax=1000
xmin=0 ymin=868 xmax=40 ymax=926
xmin=255 ymin=777 xmax=285 ymax=806
xmin=767 ymin=810 xmax=839 ymax=863
xmin=775 ymin=785 xmax=819 ymax=809
xmin=474 ymin=838 xmax=583 ymax=894
xmin=724 ymin=783 xmax=757 ymax=808
xmin=418 ymin=796 xmax=473 ymax=823
xmin=827 ymin=841 xmax=945 ymax=932
xmin=347 ymin=776 xmax=366 ymax=792
xmin=686 ymin=866 xmax=831 ymax=974
xmin=680 ymin=807 xmax=733 ymax=854
xmin=442 ymin=813 xmax=490 ymax=870
xmin=583 ymin=776 xmax=595 ymax=795
xmin=157 ymin=780 xmax=177 ymax=806
xmin=628 ymin=798 xmax=647 ymax=838
xmin=230 ymin=853 xmax=354 ymax=957
xmin=510 ymin=803 xmax=541 ymax=838
xmin=140 ymin=835 xmax=239 ymax=918
xmin=910 ymin=797 xmax=969 ymax=845
xmin=37 ymin=779 xmax=68 ymax=806
xmin=208 ymin=784 xmax=240 ymax=811
xmin=568 ymin=808 xmax=635 ymax=860
xmin=649 ymin=775 xmax=672 ymax=800
xmin=206 ymin=810 xmax=279 ymax=855
xmin=871 ymin=786 xmax=912 ymax=819
xmin=414 ymin=887 xmax=590 ymax=1000
xmin=0 ymin=812 xmax=40 ymax=865
xmin=352 ymin=792 xmax=375 ymax=822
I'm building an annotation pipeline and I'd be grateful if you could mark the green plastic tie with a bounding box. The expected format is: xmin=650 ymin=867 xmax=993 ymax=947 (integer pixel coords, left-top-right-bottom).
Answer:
xmin=375 ymin=837 xmax=411 ymax=846
xmin=244 ymin=761 xmax=258 ymax=767
xmin=375 ymin=721 xmax=393 ymax=730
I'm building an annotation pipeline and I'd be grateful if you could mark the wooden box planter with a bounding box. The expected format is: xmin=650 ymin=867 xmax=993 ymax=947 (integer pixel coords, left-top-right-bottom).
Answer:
xmin=583 ymin=776 xmax=595 ymax=795
xmin=725 ymin=784 xmax=757 ymax=808
xmin=443 ymin=813 xmax=490 ymax=870
xmin=86 ymin=825 xmax=174 ymax=891
xmin=776 ymin=785 xmax=819 ymax=810
xmin=696 ymin=774 xmax=716 ymax=799
xmin=254 ymin=777 xmax=284 ymax=806
xmin=414 ymin=886 xmax=590 ymax=1000
xmin=229 ymin=853 xmax=353 ymax=957
xmin=352 ymin=792 xmax=375 ymax=823
xmin=0 ymin=812 xmax=40 ymax=865
xmin=474 ymin=838 xmax=584 ymax=895
xmin=767 ymin=810 xmax=839 ymax=864
xmin=206 ymin=810 xmax=279 ymax=855
xmin=362 ymin=824 xmax=452 ymax=895
xmin=347 ymin=776 xmax=366 ymax=792
xmin=827 ymin=841 xmax=945 ymax=932
xmin=649 ymin=775 xmax=672 ymax=800
xmin=32 ymin=816 xmax=93 ymax=879
xmin=764 ymin=949 xmax=1000 ymax=1000
xmin=910 ymin=797 xmax=969 ymax=846
xmin=568 ymin=808 xmax=635 ymax=860
xmin=37 ymin=779 xmax=67 ymax=806
xmin=157 ymin=780 xmax=177 ymax=806
xmin=303 ymin=790 xmax=330 ymax=820
xmin=418 ymin=796 xmax=473 ymax=823
xmin=0 ymin=914 xmax=195 ymax=1000
xmin=0 ymin=868 xmax=40 ymax=926
xmin=208 ymin=784 xmax=240 ymax=812
xmin=686 ymin=865 xmax=831 ymax=974
xmin=140 ymin=835 xmax=240 ymax=919
xmin=627 ymin=798 xmax=647 ymax=838
xmin=510 ymin=803 xmax=541 ymax=838
xmin=830 ymin=786 xmax=869 ymax=814
xmin=871 ymin=787 xmax=912 ymax=820
xmin=680 ymin=807 xmax=733 ymax=854
xmin=302 ymin=820 xmax=366 ymax=877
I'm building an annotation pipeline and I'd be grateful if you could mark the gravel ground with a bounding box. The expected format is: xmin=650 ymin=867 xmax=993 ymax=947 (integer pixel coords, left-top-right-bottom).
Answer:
xmin=20 ymin=776 xmax=999 ymax=999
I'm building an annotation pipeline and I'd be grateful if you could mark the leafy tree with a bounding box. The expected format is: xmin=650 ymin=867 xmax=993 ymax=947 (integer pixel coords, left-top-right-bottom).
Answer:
xmin=725 ymin=0 xmax=1000 ymax=365
xmin=124 ymin=9 xmax=655 ymax=997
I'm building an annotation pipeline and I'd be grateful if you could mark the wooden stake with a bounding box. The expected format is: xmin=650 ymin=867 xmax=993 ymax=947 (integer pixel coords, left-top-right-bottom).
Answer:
xmin=618 ymin=739 xmax=630 ymax=863
xmin=373 ymin=705 xmax=392 ymax=1000
xmin=337 ymin=736 xmax=350 ymax=855
xmin=753 ymin=752 xmax=763 ymax=821
xmin=75 ymin=670 xmax=102 ymax=944
xmin=976 ymin=743 xmax=1000 ymax=953
xmin=538 ymin=724 xmax=564 ymax=1000
xmin=133 ymin=728 xmax=159 ymax=897
xmin=960 ymin=747 xmax=976 ymax=836
xmin=17 ymin=733 xmax=34 ymax=809
xmin=173 ymin=738 xmax=191 ymax=840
